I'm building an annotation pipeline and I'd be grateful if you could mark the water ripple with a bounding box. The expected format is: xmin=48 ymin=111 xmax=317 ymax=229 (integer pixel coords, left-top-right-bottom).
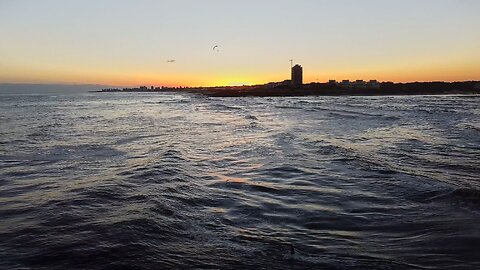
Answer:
xmin=0 ymin=93 xmax=479 ymax=269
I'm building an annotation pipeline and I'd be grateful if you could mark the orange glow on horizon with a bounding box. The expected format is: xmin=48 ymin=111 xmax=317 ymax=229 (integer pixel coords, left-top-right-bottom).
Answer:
xmin=1 ymin=1 xmax=479 ymax=88
xmin=1 ymin=61 xmax=478 ymax=87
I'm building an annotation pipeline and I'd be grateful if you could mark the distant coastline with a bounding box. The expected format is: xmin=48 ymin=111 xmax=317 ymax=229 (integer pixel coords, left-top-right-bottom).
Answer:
xmin=98 ymin=81 xmax=480 ymax=97
xmin=0 ymin=83 xmax=110 ymax=94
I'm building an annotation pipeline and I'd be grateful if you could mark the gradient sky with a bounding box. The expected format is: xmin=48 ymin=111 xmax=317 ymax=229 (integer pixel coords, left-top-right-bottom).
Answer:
xmin=1 ymin=0 xmax=479 ymax=87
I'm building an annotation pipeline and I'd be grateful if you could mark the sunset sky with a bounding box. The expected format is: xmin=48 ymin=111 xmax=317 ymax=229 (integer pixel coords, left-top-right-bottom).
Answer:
xmin=1 ymin=0 xmax=479 ymax=87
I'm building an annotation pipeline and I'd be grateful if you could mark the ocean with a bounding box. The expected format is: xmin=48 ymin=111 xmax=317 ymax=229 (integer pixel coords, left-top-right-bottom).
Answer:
xmin=1 ymin=92 xmax=479 ymax=269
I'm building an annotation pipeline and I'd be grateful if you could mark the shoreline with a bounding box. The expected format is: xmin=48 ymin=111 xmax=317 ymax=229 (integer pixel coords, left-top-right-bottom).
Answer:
xmin=95 ymin=81 xmax=480 ymax=97
xmin=93 ymin=89 xmax=480 ymax=97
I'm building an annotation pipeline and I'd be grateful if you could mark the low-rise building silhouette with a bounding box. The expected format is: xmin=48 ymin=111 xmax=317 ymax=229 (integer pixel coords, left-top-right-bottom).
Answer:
xmin=367 ymin=80 xmax=380 ymax=89
xmin=341 ymin=80 xmax=352 ymax=88
xmin=353 ymin=80 xmax=367 ymax=89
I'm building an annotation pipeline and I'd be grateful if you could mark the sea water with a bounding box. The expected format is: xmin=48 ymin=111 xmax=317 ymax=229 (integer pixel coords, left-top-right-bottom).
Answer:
xmin=1 ymin=92 xmax=479 ymax=269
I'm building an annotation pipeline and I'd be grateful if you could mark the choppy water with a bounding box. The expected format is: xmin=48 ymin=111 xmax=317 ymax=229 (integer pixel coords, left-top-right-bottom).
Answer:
xmin=1 ymin=92 xmax=479 ymax=269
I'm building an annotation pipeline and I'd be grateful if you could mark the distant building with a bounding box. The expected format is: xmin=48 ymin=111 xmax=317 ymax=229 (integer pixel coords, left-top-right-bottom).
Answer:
xmin=353 ymin=80 xmax=367 ymax=88
xmin=282 ymin=80 xmax=292 ymax=86
xmin=266 ymin=82 xmax=283 ymax=88
xmin=265 ymin=80 xmax=292 ymax=89
xmin=291 ymin=64 xmax=303 ymax=88
xmin=266 ymin=82 xmax=279 ymax=88
xmin=341 ymin=80 xmax=352 ymax=88
xmin=328 ymin=80 xmax=337 ymax=85
xmin=367 ymin=80 xmax=380 ymax=89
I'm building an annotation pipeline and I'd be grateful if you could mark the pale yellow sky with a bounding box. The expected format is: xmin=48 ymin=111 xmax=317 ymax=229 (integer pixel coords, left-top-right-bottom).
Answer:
xmin=0 ymin=0 xmax=479 ymax=87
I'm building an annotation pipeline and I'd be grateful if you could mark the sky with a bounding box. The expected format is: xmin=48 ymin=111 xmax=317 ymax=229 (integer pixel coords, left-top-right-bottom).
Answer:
xmin=0 ymin=0 xmax=479 ymax=87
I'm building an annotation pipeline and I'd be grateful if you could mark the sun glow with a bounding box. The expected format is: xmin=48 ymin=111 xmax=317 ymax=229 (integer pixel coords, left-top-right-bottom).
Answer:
xmin=211 ymin=77 xmax=257 ymax=87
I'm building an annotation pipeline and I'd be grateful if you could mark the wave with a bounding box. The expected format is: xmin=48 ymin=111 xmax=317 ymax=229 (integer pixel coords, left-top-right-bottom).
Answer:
xmin=1 ymin=94 xmax=480 ymax=269
xmin=418 ymin=188 xmax=480 ymax=207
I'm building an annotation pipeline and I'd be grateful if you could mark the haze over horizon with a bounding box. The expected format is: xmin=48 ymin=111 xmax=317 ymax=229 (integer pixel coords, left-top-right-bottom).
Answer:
xmin=1 ymin=0 xmax=479 ymax=87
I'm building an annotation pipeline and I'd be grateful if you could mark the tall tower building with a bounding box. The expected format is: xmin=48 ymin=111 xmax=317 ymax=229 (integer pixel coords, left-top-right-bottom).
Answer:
xmin=291 ymin=64 xmax=303 ymax=88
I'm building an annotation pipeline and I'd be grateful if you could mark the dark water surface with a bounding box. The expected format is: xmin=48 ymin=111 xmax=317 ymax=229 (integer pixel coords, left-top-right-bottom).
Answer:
xmin=1 ymin=92 xmax=479 ymax=269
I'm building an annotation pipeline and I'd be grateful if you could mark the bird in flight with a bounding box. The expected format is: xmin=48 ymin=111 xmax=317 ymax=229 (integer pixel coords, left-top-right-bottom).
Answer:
xmin=213 ymin=45 xmax=219 ymax=52
xmin=166 ymin=60 xmax=176 ymax=63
